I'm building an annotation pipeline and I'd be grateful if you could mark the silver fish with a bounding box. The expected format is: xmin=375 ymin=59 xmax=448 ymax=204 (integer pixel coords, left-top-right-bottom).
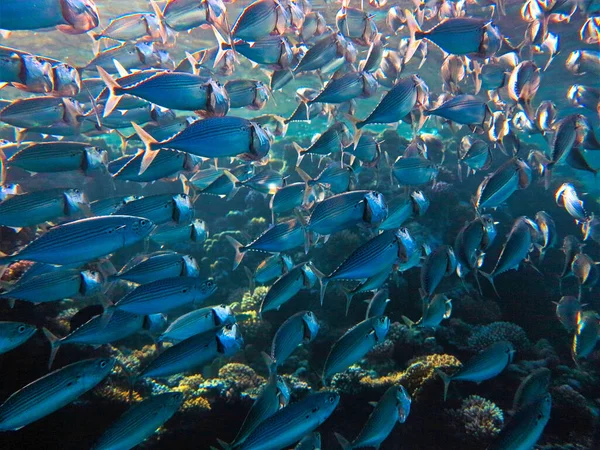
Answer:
xmin=271 ymin=311 xmax=319 ymax=366
xmin=0 ymin=322 xmax=36 ymax=355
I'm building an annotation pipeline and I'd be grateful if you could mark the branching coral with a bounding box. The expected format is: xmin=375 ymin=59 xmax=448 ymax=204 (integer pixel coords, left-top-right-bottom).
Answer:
xmin=447 ymin=395 xmax=504 ymax=442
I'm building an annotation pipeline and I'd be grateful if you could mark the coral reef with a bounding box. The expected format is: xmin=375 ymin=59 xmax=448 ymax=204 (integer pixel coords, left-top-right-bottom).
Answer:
xmin=467 ymin=322 xmax=531 ymax=352
xmin=446 ymin=395 xmax=504 ymax=443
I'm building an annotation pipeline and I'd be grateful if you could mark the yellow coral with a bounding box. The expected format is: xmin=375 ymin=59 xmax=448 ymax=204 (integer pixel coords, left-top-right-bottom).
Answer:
xmin=93 ymin=383 xmax=142 ymax=404
xmin=181 ymin=395 xmax=211 ymax=412
xmin=359 ymin=354 xmax=462 ymax=399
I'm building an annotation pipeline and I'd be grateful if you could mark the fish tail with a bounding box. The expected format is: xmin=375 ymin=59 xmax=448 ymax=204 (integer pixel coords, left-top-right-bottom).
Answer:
xmin=243 ymin=266 xmax=256 ymax=295
xmin=96 ymin=66 xmax=123 ymax=118
xmin=222 ymin=170 xmax=240 ymax=201
xmin=149 ymin=0 xmax=169 ymax=45
xmin=479 ymin=271 xmax=501 ymax=298
xmin=334 ymin=433 xmax=353 ymax=450
xmin=42 ymin=328 xmax=62 ymax=370
xmin=496 ymin=0 xmax=506 ymax=16
xmin=212 ymin=26 xmax=232 ymax=69
xmin=292 ymin=142 xmax=305 ymax=167
xmin=261 ymin=351 xmax=278 ymax=379
xmin=435 ymin=369 xmax=452 ymax=401
xmin=295 ymin=166 xmax=312 ymax=183
xmin=338 ymin=285 xmax=354 ymax=316
xmin=543 ymin=162 xmax=554 ymax=191
xmin=311 ymin=264 xmax=329 ymax=306
xmin=401 ymin=315 xmax=415 ymax=328
xmin=225 ymin=235 xmax=246 ymax=270
xmin=216 ymin=438 xmax=232 ymax=450
xmin=131 ymin=122 xmax=160 ymax=175
xmin=404 ymin=9 xmax=422 ymax=64
xmin=98 ymin=297 xmax=116 ymax=328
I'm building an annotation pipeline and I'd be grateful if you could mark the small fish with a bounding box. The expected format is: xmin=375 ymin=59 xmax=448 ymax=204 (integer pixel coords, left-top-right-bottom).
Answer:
xmin=294 ymin=432 xmax=321 ymax=450
xmin=0 ymin=50 xmax=53 ymax=94
xmin=160 ymin=304 xmax=236 ymax=343
xmin=92 ymin=392 xmax=184 ymax=450
xmin=0 ymin=96 xmax=80 ymax=129
xmin=365 ymin=288 xmax=391 ymax=319
xmin=246 ymin=254 xmax=294 ymax=293
xmin=454 ymin=214 xmax=497 ymax=286
xmin=565 ymin=50 xmax=600 ymax=76
xmin=109 ymin=251 xmax=200 ymax=284
xmin=554 ymin=296 xmax=582 ymax=331
xmin=341 ymin=268 xmax=393 ymax=314
xmin=512 ymin=367 xmax=551 ymax=412
xmin=6 ymin=141 xmax=107 ymax=175
xmin=237 ymin=168 xmax=284 ymax=194
xmin=0 ymin=188 xmax=89 ymax=229
xmin=0 ymin=0 xmax=100 ymax=34
xmin=0 ymin=216 xmax=155 ymax=266
xmin=309 ymin=71 xmax=378 ymax=105
xmin=424 ymin=94 xmax=490 ymax=126
xmin=315 ymin=228 xmax=416 ymax=305
xmin=403 ymin=294 xmax=452 ymax=328
xmin=392 ymin=155 xmax=439 ymax=186
xmin=231 ymin=0 xmax=288 ymax=41
xmin=112 ymin=149 xmax=199 ymax=183
xmin=260 ymin=263 xmax=317 ymax=315
xmin=0 ymin=357 xmax=115 ymax=431
xmin=90 ymin=10 xmax=165 ymax=44
xmin=271 ymin=311 xmax=319 ymax=366
xmin=114 ymin=193 xmax=194 ymax=225
xmin=305 ymin=190 xmax=388 ymax=239
xmin=225 ymin=79 xmax=270 ymax=110
xmin=43 ymin=311 xmax=163 ymax=369
xmin=378 ymin=191 xmax=429 ymax=231
xmin=0 ymin=322 xmax=36 ymax=355
xmin=223 ymin=35 xmax=293 ymax=70
xmin=555 ymin=183 xmax=590 ymax=223
xmin=572 ymin=312 xmax=599 ymax=360
xmin=163 ymin=0 xmax=228 ymax=35
xmin=507 ymin=61 xmax=541 ymax=120
xmin=294 ymin=32 xmax=354 ymax=74
xmin=227 ymin=218 xmax=306 ymax=269
xmin=232 ymin=391 xmax=339 ymax=450
xmin=545 ymin=115 xmax=589 ymax=185
xmin=437 ymin=340 xmax=515 ymax=400
xmin=228 ymin=354 xmax=290 ymax=447
xmin=334 ymin=385 xmax=411 ymax=450
xmin=108 ymin=277 xmax=217 ymax=316
xmin=420 ymin=245 xmax=457 ymax=301
xmin=82 ymin=42 xmax=172 ymax=74
xmin=336 ymin=0 xmax=378 ymax=46
xmin=458 ymin=137 xmax=492 ymax=181
xmin=560 ymin=235 xmax=583 ymax=278
xmin=323 ymin=316 xmax=390 ymax=383
xmin=150 ymin=219 xmax=209 ymax=247
xmin=474 ymin=158 xmax=531 ymax=210
xmin=294 ymin=122 xmax=353 ymax=165
xmin=297 ymin=162 xmax=354 ymax=195
xmin=134 ymin=116 xmax=270 ymax=174
xmin=571 ymin=253 xmax=599 ymax=299
xmin=489 ymin=393 xmax=551 ymax=450
xmin=1 ymin=268 xmax=103 ymax=308
xmin=534 ymin=211 xmax=556 ymax=264
xmin=581 ymin=215 xmax=600 ymax=244
xmin=482 ymin=216 xmax=539 ymax=297
xmin=140 ymin=324 xmax=243 ymax=378
xmin=404 ymin=10 xmax=501 ymax=62
xmin=356 ymin=75 xmax=428 ymax=129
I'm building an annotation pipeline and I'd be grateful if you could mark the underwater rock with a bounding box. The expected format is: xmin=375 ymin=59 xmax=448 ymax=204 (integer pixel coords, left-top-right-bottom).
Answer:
xmin=446 ymin=395 xmax=504 ymax=443
xmin=453 ymin=294 xmax=502 ymax=324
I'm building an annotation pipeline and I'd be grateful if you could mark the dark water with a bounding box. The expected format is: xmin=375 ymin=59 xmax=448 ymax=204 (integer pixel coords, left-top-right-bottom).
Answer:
xmin=0 ymin=0 xmax=599 ymax=449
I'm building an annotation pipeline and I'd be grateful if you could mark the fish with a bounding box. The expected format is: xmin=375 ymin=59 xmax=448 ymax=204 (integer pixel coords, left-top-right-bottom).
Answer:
xmin=294 ymin=32 xmax=354 ymax=74
xmin=419 ymin=245 xmax=457 ymax=301
xmin=293 ymin=122 xmax=353 ymax=165
xmin=271 ymin=310 xmax=319 ymax=366
xmin=226 ymin=218 xmax=306 ymax=269
xmin=323 ymin=315 xmax=390 ymax=383
xmin=1 ymin=268 xmax=103 ymax=308
xmin=554 ymin=296 xmax=583 ymax=331
xmin=107 ymin=277 xmax=217 ymax=316
xmin=309 ymin=71 xmax=378 ymax=105
xmin=231 ymin=0 xmax=289 ymax=41
xmin=163 ymin=0 xmax=229 ymax=35
xmin=572 ymin=312 xmax=599 ymax=360
xmin=481 ymin=216 xmax=539 ymax=297
xmin=571 ymin=253 xmax=599 ymax=299
xmin=458 ymin=137 xmax=492 ymax=180
xmin=0 ymin=0 xmax=100 ymax=34
xmin=315 ymin=228 xmax=416 ymax=305
xmin=534 ymin=211 xmax=557 ymax=264
xmin=378 ymin=191 xmax=429 ymax=231
xmin=356 ymin=75 xmax=428 ymax=129
xmin=109 ymin=251 xmax=200 ymax=284
xmin=340 ymin=267 xmax=393 ymax=314
xmin=565 ymin=50 xmax=600 ymax=76
xmin=581 ymin=215 xmax=600 ymax=244
xmin=365 ymin=288 xmax=391 ymax=319
xmin=294 ymin=432 xmax=321 ymax=450
xmin=474 ymin=158 xmax=532 ymax=210
xmin=43 ymin=311 xmax=165 ymax=369
xmin=555 ymin=183 xmax=590 ymax=223
xmin=91 ymin=392 xmax=184 ymax=450
xmin=150 ymin=219 xmax=209 ymax=247
xmin=489 ymin=393 xmax=551 ymax=450
xmin=140 ymin=323 xmax=243 ymax=378
xmin=133 ymin=116 xmax=271 ymax=173
xmin=0 ymin=215 xmax=155 ymax=266
xmin=260 ymin=263 xmax=317 ymax=315
xmin=454 ymin=214 xmax=497 ymax=287
xmin=512 ymin=367 xmax=551 ymax=412
xmin=225 ymin=79 xmax=270 ymax=110
xmin=160 ymin=304 xmax=236 ymax=343
xmin=424 ymin=94 xmax=491 ymax=127
xmin=90 ymin=10 xmax=165 ymax=44
xmin=114 ymin=193 xmax=194 ymax=225
xmin=507 ymin=61 xmax=541 ymax=120
xmin=0 ymin=322 xmax=37 ymax=355
xmin=296 ymin=162 xmax=355 ymax=195
xmin=560 ymin=235 xmax=583 ymax=278
xmin=226 ymin=354 xmax=290 ymax=447
xmin=0 ymin=357 xmax=115 ymax=431
xmin=437 ymin=340 xmax=515 ymax=400
xmin=403 ymin=294 xmax=452 ymax=328
xmin=392 ymin=156 xmax=439 ymax=186
xmin=334 ymin=385 xmax=411 ymax=449
xmin=246 ymin=254 xmax=294 ymax=293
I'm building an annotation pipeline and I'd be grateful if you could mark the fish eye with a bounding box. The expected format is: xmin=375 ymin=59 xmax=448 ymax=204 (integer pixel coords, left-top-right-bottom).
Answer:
xmin=141 ymin=220 xmax=148 ymax=225
xmin=329 ymin=395 xmax=335 ymax=403
xmin=100 ymin=360 xmax=107 ymax=368
xmin=18 ymin=325 xmax=26 ymax=333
